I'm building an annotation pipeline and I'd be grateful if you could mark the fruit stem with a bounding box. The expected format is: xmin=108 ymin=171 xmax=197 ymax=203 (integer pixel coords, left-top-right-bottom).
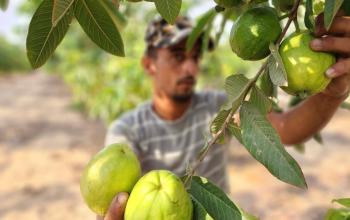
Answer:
xmin=276 ymin=0 xmax=302 ymax=44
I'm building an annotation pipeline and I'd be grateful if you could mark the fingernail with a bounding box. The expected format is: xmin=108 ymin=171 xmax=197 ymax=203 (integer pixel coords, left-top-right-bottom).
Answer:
xmin=326 ymin=68 xmax=337 ymax=78
xmin=311 ymin=39 xmax=322 ymax=50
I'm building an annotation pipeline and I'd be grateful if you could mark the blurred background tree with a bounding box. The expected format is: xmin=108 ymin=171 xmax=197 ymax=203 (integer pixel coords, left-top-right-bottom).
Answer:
xmin=2 ymin=0 xmax=255 ymax=124
xmin=0 ymin=36 xmax=29 ymax=73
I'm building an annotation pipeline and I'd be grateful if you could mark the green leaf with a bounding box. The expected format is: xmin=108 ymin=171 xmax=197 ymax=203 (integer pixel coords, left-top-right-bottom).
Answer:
xmin=191 ymin=196 xmax=214 ymax=220
xmin=249 ymin=86 xmax=272 ymax=114
xmin=256 ymin=69 xmax=275 ymax=98
xmin=225 ymin=74 xmax=250 ymax=105
xmin=271 ymin=100 xmax=283 ymax=113
xmin=210 ymin=109 xmax=230 ymax=144
xmin=26 ymin=0 xmax=73 ymax=69
xmin=313 ymin=0 xmax=325 ymax=15
xmin=268 ymin=44 xmax=288 ymax=87
xmin=293 ymin=143 xmax=305 ymax=154
xmin=333 ymin=198 xmax=350 ymax=208
xmin=100 ymin=0 xmax=127 ymax=31
xmin=227 ymin=122 xmax=243 ymax=144
xmin=340 ymin=102 xmax=350 ymax=110
xmin=240 ymin=101 xmax=307 ymax=189
xmin=189 ymin=176 xmax=242 ymax=220
xmin=313 ymin=132 xmax=323 ymax=145
xmin=288 ymin=96 xmax=304 ymax=107
xmin=74 ymin=0 xmax=125 ymax=56
xmin=186 ymin=9 xmax=216 ymax=52
xmin=304 ymin=0 xmax=315 ymax=31
xmin=324 ymin=0 xmax=344 ymax=31
xmin=0 ymin=0 xmax=9 ymax=11
xmin=154 ymin=0 xmax=181 ymax=24
xmin=201 ymin=13 xmax=214 ymax=55
xmin=324 ymin=208 xmax=350 ymax=220
xmin=52 ymin=0 xmax=74 ymax=27
xmin=239 ymin=207 xmax=260 ymax=220
xmin=342 ymin=1 xmax=350 ymax=15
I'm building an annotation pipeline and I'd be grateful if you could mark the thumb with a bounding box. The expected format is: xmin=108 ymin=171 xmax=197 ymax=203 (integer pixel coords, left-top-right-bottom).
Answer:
xmin=105 ymin=192 xmax=129 ymax=220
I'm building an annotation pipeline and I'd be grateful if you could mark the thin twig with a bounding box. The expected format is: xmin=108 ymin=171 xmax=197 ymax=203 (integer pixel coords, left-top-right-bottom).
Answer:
xmin=184 ymin=0 xmax=302 ymax=187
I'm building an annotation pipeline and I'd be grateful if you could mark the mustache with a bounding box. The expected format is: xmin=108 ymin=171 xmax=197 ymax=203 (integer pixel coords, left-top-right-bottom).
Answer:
xmin=177 ymin=76 xmax=196 ymax=85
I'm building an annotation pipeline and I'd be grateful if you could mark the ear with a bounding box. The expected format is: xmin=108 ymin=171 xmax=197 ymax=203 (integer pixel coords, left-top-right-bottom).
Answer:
xmin=142 ymin=55 xmax=157 ymax=76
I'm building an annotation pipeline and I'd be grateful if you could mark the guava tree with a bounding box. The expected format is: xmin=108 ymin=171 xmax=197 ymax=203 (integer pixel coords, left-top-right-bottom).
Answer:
xmin=1 ymin=0 xmax=350 ymax=219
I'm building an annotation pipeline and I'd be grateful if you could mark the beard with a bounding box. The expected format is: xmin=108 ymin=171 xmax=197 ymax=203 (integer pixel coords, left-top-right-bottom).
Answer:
xmin=171 ymin=92 xmax=194 ymax=103
xmin=171 ymin=75 xmax=196 ymax=103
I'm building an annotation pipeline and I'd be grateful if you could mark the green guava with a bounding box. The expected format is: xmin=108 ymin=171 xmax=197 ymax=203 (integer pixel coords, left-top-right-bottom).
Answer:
xmin=125 ymin=170 xmax=193 ymax=220
xmin=80 ymin=143 xmax=141 ymax=216
xmin=279 ymin=31 xmax=336 ymax=97
xmin=230 ymin=6 xmax=282 ymax=60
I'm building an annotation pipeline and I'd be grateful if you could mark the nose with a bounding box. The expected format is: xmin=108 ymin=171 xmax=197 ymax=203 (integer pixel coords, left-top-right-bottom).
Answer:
xmin=182 ymin=58 xmax=199 ymax=77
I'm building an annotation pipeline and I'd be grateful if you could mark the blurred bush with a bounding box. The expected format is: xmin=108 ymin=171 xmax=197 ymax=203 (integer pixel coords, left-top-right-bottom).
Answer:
xmin=18 ymin=1 xmax=253 ymax=124
xmin=0 ymin=36 xmax=29 ymax=73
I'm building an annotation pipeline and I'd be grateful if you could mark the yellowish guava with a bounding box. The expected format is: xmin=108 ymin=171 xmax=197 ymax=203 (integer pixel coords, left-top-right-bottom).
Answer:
xmin=80 ymin=143 xmax=141 ymax=216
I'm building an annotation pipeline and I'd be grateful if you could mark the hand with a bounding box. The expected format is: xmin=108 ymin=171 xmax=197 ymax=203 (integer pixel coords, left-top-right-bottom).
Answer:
xmin=310 ymin=11 xmax=350 ymax=99
xmin=96 ymin=192 xmax=129 ymax=220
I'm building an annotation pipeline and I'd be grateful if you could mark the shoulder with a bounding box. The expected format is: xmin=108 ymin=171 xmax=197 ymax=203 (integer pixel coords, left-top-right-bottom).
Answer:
xmin=105 ymin=102 xmax=152 ymax=148
xmin=108 ymin=101 xmax=151 ymax=131
xmin=195 ymin=90 xmax=227 ymax=110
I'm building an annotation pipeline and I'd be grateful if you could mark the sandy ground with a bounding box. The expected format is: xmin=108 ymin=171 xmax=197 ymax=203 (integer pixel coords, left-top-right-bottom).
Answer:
xmin=0 ymin=72 xmax=349 ymax=220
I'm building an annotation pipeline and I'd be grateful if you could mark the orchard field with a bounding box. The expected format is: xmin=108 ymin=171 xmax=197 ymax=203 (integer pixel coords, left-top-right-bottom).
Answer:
xmin=1 ymin=0 xmax=350 ymax=219
xmin=0 ymin=72 xmax=349 ymax=219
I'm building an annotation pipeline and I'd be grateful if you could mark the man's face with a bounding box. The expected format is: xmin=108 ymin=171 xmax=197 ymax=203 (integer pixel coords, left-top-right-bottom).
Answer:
xmin=145 ymin=41 xmax=201 ymax=102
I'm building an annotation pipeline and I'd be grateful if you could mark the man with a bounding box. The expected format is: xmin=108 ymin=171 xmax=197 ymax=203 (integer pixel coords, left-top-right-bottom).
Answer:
xmin=99 ymin=13 xmax=350 ymax=220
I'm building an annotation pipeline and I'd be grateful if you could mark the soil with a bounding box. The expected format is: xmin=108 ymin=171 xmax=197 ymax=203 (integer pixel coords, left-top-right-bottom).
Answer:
xmin=0 ymin=72 xmax=349 ymax=220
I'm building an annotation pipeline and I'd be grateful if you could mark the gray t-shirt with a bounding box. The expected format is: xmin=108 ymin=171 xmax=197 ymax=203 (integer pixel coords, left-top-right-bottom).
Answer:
xmin=105 ymin=90 xmax=229 ymax=192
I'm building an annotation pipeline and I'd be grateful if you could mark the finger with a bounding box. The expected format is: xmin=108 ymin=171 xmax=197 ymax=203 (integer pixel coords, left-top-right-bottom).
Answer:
xmin=323 ymin=74 xmax=350 ymax=98
xmin=105 ymin=192 xmax=129 ymax=220
xmin=314 ymin=11 xmax=349 ymax=36
xmin=325 ymin=58 xmax=350 ymax=78
xmin=310 ymin=36 xmax=350 ymax=54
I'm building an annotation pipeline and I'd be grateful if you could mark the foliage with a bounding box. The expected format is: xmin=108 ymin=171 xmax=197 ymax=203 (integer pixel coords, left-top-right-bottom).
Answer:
xmin=0 ymin=37 xmax=29 ymax=73
xmin=7 ymin=0 xmax=350 ymax=218
xmin=18 ymin=0 xmax=250 ymax=123
xmin=324 ymin=198 xmax=350 ymax=220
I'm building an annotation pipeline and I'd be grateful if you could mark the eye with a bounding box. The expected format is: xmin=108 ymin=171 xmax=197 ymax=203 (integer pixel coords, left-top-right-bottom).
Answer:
xmin=192 ymin=53 xmax=201 ymax=62
xmin=174 ymin=53 xmax=186 ymax=62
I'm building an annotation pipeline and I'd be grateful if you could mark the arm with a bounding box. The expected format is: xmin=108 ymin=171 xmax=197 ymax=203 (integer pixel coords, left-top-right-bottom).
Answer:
xmin=267 ymin=92 xmax=347 ymax=145
xmin=267 ymin=12 xmax=350 ymax=145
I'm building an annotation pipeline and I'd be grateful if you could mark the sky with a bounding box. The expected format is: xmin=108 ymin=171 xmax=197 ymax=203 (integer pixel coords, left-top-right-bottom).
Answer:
xmin=0 ymin=0 xmax=214 ymax=45
xmin=0 ymin=0 xmax=29 ymax=44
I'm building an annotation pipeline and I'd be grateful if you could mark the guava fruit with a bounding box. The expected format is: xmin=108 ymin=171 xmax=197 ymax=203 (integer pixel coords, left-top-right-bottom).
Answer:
xmin=230 ymin=6 xmax=282 ymax=60
xmin=279 ymin=31 xmax=336 ymax=97
xmin=80 ymin=143 xmax=141 ymax=216
xmin=125 ymin=170 xmax=193 ymax=220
